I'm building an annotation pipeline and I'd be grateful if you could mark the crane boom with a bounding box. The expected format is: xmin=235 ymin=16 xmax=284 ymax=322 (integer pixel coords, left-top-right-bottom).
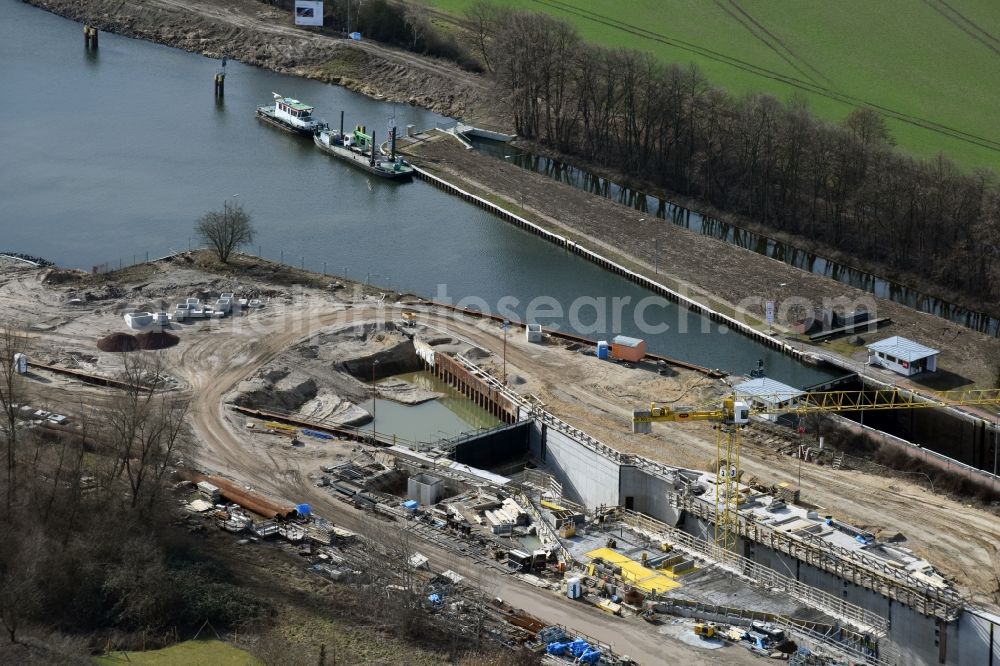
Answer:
xmin=632 ymin=384 xmax=1000 ymax=558
xmin=635 ymin=388 xmax=1000 ymax=426
xmin=756 ymin=387 xmax=1000 ymax=416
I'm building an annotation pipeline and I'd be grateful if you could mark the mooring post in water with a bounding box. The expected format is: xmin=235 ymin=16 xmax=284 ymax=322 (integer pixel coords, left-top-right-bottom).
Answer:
xmin=390 ymin=126 xmax=397 ymax=160
xmin=370 ymin=131 xmax=376 ymax=166
xmin=340 ymin=110 xmax=344 ymax=137
xmin=83 ymin=26 xmax=98 ymax=49
xmin=214 ymin=56 xmax=227 ymax=98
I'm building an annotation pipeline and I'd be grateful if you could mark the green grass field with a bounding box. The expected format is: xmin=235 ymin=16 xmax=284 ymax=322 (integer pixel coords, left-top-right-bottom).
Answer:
xmin=428 ymin=0 xmax=1000 ymax=171
xmin=93 ymin=640 xmax=256 ymax=665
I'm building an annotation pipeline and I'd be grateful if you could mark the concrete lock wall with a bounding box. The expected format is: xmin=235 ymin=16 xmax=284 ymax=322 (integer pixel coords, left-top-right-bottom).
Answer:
xmin=453 ymin=422 xmax=530 ymax=469
xmin=618 ymin=466 xmax=681 ymax=526
xmin=528 ymin=422 xmax=620 ymax=508
xmin=953 ymin=608 xmax=1000 ymax=666
xmin=512 ymin=408 xmax=996 ymax=665
xmin=683 ymin=512 xmax=971 ymax=666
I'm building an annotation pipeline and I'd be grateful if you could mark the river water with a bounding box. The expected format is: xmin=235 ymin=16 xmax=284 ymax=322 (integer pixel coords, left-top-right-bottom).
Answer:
xmin=0 ymin=1 xmax=837 ymax=388
xmin=472 ymin=139 xmax=1000 ymax=338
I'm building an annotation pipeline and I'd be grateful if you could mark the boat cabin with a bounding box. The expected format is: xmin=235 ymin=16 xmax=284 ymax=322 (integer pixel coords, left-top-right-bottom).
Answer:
xmin=276 ymin=97 xmax=313 ymax=120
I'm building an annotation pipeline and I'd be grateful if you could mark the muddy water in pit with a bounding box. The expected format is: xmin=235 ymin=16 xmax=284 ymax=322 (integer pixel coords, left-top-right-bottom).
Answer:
xmin=358 ymin=371 xmax=500 ymax=443
xmin=2 ymin=2 xmax=839 ymax=388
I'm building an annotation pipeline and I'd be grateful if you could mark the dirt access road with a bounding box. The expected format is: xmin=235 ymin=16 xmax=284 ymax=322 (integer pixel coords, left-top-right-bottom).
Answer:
xmin=156 ymin=304 xmax=753 ymax=663
xmin=8 ymin=257 xmax=1000 ymax=640
xmin=26 ymin=0 xmax=502 ymax=123
xmin=151 ymin=275 xmax=1000 ymax=611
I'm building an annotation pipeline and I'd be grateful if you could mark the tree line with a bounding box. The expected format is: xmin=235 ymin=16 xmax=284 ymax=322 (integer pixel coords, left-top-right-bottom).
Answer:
xmin=467 ymin=3 xmax=1000 ymax=308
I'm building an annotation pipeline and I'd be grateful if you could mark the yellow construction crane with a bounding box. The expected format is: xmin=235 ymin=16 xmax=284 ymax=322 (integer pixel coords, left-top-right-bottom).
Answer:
xmin=633 ymin=388 xmax=1000 ymax=556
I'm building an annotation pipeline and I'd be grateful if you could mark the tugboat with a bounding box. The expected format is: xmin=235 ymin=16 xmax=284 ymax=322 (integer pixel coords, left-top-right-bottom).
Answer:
xmin=256 ymin=93 xmax=324 ymax=135
xmin=313 ymin=111 xmax=414 ymax=180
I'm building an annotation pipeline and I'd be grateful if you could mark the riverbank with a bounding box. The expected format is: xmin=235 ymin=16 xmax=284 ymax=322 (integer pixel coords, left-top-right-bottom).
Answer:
xmin=20 ymin=0 xmax=1000 ymax=387
xmin=502 ymin=137 xmax=1000 ymax=325
xmin=406 ymin=135 xmax=1000 ymax=389
xmin=7 ymin=253 xmax=1000 ymax=607
xmin=23 ymin=0 xmax=505 ymax=124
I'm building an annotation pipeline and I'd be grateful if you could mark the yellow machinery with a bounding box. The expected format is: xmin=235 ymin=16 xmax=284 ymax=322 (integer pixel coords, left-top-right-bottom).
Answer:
xmin=633 ymin=388 xmax=1000 ymax=556
xmin=694 ymin=623 xmax=716 ymax=640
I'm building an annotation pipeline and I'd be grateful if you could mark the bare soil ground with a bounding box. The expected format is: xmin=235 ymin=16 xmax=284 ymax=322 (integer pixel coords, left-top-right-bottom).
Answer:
xmin=5 ymin=256 xmax=761 ymax=663
xmin=408 ymin=137 xmax=1000 ymax=390
xmin=6 ymin=256 xmax=1000 ymax=614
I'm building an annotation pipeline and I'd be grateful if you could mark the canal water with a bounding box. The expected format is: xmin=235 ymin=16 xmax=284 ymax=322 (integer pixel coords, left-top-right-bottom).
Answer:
xmin=358 ymin=371 xmax=500 ymax=443
xmin=472 ymin=139 xmax=1000 ymax=339
xmin=0 ymin=1 xmax=838 ymax=388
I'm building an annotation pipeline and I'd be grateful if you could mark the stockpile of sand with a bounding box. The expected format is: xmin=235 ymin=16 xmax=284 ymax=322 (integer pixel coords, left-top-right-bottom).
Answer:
xmin=97 ymin=331 xmax=179 ymax=352
xmin=96 ymin=332 xmax=138 ymax=352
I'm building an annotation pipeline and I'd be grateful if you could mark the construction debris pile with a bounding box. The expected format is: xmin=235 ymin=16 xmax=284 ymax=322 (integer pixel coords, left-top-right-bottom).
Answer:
xmin=174 ymin=468 xmax=638 ymax=664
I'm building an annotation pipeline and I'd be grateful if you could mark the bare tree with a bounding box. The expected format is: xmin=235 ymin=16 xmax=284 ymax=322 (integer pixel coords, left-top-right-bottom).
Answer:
xmin=195 ymin=201 xmax=255 ymax=263
xmin=403 ymin=0 xmax=430 ymax=50
xmin=104 ymin=353 xmax=189 ymax=511
xmin=0 ymin=530 xmax=44 ymax=644
xmin=0 ymin=324 xmax=28 ymax=520
xmin=464 ymin=1 xmax=506 ymax=73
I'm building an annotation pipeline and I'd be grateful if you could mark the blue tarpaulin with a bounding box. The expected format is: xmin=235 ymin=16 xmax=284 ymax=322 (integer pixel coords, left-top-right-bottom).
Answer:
xmin=296 ymin=503 xmax=311 ymax=517
xmin=567 ymin=639 xmax=590 ymax=657
xmin=302 ymin=429 xmax=334 ymax=440
xmin=547 ymin=638 xmax=599 ymax=661
xmin=402 ymin=500 xmax=419 ymax=511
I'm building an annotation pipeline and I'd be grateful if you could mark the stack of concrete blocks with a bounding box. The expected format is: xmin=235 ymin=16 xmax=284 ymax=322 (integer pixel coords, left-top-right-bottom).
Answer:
xmin=484 ymin=497 xmax=530 ymax=534
xmin=123 ymin=312 xmax=154 ymax=330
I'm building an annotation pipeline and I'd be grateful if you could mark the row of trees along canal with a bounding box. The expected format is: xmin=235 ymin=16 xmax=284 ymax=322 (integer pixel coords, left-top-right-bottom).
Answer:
xmin=466 ymin=2 xmax=1000 ymax=315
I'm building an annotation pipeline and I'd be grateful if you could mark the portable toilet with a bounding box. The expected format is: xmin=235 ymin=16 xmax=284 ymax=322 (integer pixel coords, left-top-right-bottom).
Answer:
xmin=12 ymin=353 xmax=27 ymax=375
xmin=596 ymin=341 xmax=609 ymax=360
xmin=611 ymin=335 xmax=646 ymax=362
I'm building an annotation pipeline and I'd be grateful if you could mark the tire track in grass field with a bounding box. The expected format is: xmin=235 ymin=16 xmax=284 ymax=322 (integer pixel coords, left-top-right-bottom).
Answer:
xmin=925 ymin=0 xmax=1000 ymax=58
xmin=712 ymin=0 xmax=822 ymax=87
xmin=927 ymin=0 xmax=1000 ymax=56
xmin=531 ymin=0 xmax=1000 ymax=154
xmin=724 ymin=0 xmax=833 ymax=87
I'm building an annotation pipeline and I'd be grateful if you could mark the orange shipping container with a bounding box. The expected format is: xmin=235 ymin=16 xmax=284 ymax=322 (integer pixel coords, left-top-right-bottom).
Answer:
xmin=610 ymin=335 xmax=646 ymax=362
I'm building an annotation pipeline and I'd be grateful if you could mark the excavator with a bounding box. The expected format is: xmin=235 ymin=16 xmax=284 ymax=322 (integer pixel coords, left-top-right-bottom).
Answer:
xmin=633 ymin=387 xmax=1000 ymax=554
